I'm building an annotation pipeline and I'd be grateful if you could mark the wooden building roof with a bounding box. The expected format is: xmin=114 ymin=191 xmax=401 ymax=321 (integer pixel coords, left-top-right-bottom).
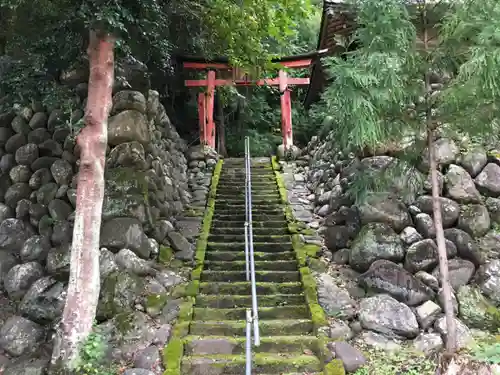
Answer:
xmin=303 ymin=0 xmax=356 ymax=108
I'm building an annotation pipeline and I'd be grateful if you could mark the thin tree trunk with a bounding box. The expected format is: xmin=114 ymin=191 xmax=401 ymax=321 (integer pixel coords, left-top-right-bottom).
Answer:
xmin=216 ymin=93 xmax=227 ymax=157
xmin=427 ymin=127 xmax=457 ymax=353
xmin=422 ymin=0 xmax=457 ymax=354
xmin=50 ymin=28 xmax=114 ymax=373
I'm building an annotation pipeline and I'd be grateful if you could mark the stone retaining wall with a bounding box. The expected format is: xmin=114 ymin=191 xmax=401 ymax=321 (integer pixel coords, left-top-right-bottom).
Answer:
xmin=0 ymin=81 xmax=218 ymax=374
xmin=278 ymin=132 xmax=500 ymax=370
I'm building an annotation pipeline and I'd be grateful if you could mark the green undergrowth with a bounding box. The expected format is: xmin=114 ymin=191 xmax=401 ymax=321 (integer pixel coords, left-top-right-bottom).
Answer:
xmin=324 ymin=359 xmax=346 ymax=375
xmin=270 ymin=155 xmax=332 ymax=369
xmin=353 ymin=345 xmax=437 ymax=375
xmin=162 ymin=159 xmax=223 ymax=375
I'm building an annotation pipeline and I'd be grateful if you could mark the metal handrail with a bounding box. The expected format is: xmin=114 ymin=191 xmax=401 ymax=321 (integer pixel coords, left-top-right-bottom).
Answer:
xmin=244 ymin=136 xmax=260 ymax=375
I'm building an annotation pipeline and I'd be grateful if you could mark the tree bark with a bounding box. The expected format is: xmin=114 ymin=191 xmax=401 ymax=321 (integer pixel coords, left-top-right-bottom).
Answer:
xmin=216 ymin=92 xmax=228 ymax=157
xmin=422 ymin=0 xmax=457 ymax=354
xmin=50 ymin=28 xmax=114 ymax=373
xmin=427 ymin=127 xmax=457 ymax=353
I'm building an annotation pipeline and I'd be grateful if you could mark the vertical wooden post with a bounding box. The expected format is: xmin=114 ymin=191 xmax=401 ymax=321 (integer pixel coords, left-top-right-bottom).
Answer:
xmin=279 ymin=69 xmax=293 ymax=149
xmin=198 ymin=93 xmax=206 ymax=145
xmin=206 ymin=70 xmax=216 ymax=148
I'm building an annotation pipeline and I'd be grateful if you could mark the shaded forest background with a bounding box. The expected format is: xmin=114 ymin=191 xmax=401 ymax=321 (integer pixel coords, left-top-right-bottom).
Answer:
xmin=0 ymin=0 xmax=324 ymax=156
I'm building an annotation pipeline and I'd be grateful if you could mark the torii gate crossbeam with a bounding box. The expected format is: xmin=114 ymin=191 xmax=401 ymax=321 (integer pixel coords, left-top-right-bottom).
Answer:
xmin=181 ymin=53 xmax=320 ymax=150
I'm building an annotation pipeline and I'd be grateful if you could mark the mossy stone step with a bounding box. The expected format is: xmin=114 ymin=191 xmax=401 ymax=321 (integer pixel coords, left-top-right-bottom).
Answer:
xmin=217 ymin=181 xmax=276 ymax=187
xmin=189 ymin=319 xmax=314 ymax=336
xmin=200 ymin=270 xmax=300 ymax=282
xmin=184 ymin=335 xmax=318 ymax=356
xmin=195 ymin=293 xmax=305 ymax=308
xmin=218 ymin=175 xmax=276 ymax=181
xmin=198 ymin=281 xmax=303 ymax=295
xmin=214 ymin=202 xmax=283 ymax=210
xmin=215 ymin=191 xmax=279 ymax=198
xmin=204 ymin=260 xmax=297 ymax=271
xmin=213 ymin=213 xmax=285 ymax=221
xmin=206 ymin=242 xmax=292 ymax=252
xmin=215 ymin=198 xmax=282 ymax=205
xmin=205 ymin=251 xmax=295 ymax=262
xmin=216 ymin=192 xmax=280 ymax=198
xmin=215 ymin=197 xmax=281 ymax=204
xmin=181 ymin=353 xmax=321 ymax=374
xmin=213 ymin=209 xmax=283 ymax=217
xmin=207 ymin=234 xmax=290 ymax=243
xmin=210 ymin=227 xmax=289 ymax=235
xmin=219 ymin=168 xmax=272 ymax=172
xmin=193 ymin=305 xmax=309 ymax=320
xmin=211 ymin=220 xmax=287 ymax=229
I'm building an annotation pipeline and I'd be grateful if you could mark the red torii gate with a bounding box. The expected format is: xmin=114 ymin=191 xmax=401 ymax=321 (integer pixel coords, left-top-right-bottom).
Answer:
xmin=180 ymin=52 xmax=321 ymax=150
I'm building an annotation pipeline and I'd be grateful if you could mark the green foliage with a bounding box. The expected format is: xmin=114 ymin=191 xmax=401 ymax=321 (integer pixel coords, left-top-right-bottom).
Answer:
xmin=315 ymin=0 xmax=500 ymax=200
xmin=201 ymin=0 xmax=311 ymax=68
xmin=320 ymin=0 xmax=419 ymax=152
xmin=209 ymin=0 xmax=321 ymax=155
xmin=352 ymin=346 xmax=436 ymax=375
xmin=472 ymin=342 xmax=500 ymax=364
xmin=74 ymin=328 xmax=116 ymax=375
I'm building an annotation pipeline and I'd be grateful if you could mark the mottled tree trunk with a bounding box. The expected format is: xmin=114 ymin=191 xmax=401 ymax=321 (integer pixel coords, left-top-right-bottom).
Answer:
xmin=50 ymin=29 xmax=114 ymax=373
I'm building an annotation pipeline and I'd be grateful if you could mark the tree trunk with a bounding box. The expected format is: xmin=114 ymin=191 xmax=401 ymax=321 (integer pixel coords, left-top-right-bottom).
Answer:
xmin=216 ymin=93 xmax=228 ymax=157
xmin=427 ymin=127 xmax=457 ymax=353
xmin=50 ymin=29 xmax=114 ymax=373
xmin=421 ymin=0 xmax=457 ymax=354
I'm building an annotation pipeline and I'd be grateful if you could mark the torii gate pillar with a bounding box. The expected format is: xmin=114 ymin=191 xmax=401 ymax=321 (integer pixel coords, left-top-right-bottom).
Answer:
xmin=184 ymin=56 xmax=314 ymax=150
xmin=196 ymin=70 xmax=216 ymax=148
xmin=279 ymin=69 xmax=293 ymax=150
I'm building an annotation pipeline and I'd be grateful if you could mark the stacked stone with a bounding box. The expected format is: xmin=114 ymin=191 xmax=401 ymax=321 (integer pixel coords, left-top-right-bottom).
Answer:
xmin=0 ymin=83 xmax=212 ymax=374
xmin=296 ymin=132 xmax=500 ymax=355
xmin=186 ymin=144 xmax=219 ymax=208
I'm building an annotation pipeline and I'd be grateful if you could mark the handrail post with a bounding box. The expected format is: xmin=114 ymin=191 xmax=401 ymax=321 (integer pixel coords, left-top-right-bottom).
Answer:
xmin=245 ymin=137 xmax=260 ymax=346
xmin=244 ymin=136 xmax=260 ymax=375
xmin=245 ymin=309 xmax=252 ymax=375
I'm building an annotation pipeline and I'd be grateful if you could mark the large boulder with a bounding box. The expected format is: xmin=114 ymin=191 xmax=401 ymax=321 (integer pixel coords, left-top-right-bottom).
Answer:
xmin=457 ymin=204 xmax=490 ymax=238
xmin=457 ymin=285 xmax=500 ymax=332
xmin=349 ymin=223 xmax=404 ymax=272
xmin=444 ymin=228 xmax=484 ymax=266
xmin=107 ymin=110 xmax=150 ymax=146
xmin=0 ymin=218 xmax=33 ymax=252
xmin=421 ymin=138 xmax=459 ymax=169
xmin=112 ymin=90 xmax=147 ymax=114
xmin=358 ymin=294 xmax=419 ymax=338
xmin=100 ymin=218 xmax=151 ymax=259
xmin=317 ymin=274 xmax=357 ymax=319
xmin=475 ymin=163 xmax=500 ymax=197
xmin=431 ymin=258 xmax=475 ymax=291
xmin=445 ymin=164 xmax=481 ymax=203
xmin=476 ymin=260 xmax=500 ymax=305
xmin=0 ymin=316 xmax=45 ymax=356
xmin=433 ymin=316 xmax=473 ymax=350
xmin=358 ymin=195 xmax=412 ymax=233
xmin=460 ymin=148 xmax=488 ymax=177
xmin=414 ymin=195 xmax=460 ymax=228
xmin=404 ymin=239 xmax=439 ymax=273
xmin=359 ymin=260 xmax=434 ymax=306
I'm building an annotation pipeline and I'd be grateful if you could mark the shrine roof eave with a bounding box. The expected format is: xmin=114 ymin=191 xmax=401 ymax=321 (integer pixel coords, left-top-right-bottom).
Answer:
xmin=176 ymin=50 xmax=329 ymax=66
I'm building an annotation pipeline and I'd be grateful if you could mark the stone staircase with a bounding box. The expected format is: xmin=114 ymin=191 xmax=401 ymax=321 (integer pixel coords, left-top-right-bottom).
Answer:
xmin=181 ymin=158 xmax=323 ymax=374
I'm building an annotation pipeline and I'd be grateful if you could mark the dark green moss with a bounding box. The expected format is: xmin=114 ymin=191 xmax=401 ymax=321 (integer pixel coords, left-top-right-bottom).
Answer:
xmin=271 ymin=156 xmax=329 ymax=337
xmin=324 ymin=359 xmax=346 ymax=375
xmin=162 ymin=337 xmax=183 ymax=374
xmin=158 ymin=246 xmax=173 ymax=264
xmin=170 ymin=283 xmax=187 ymax=298
xmin=145 ymin=293 xmax=168 ymax=315
xmin=161 ymin=159 xmax=223 ymax=375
